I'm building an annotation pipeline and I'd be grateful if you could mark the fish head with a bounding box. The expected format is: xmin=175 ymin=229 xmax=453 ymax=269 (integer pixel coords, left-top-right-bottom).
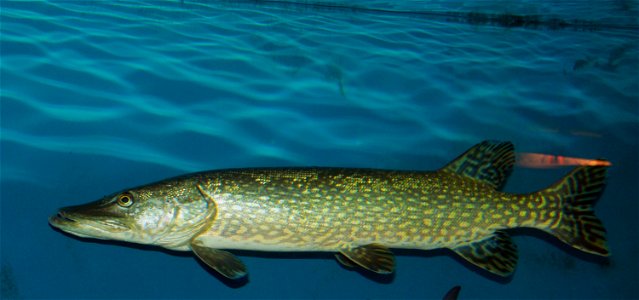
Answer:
xmin=49 ymin=191 xmax=143 ymax=242
xmin=49 ymin=182 xmax=214 ymax=250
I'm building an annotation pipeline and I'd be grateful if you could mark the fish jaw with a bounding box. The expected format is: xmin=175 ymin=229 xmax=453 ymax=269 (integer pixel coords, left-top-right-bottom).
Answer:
xmin=49 ymin=202 xmax=132 ymax=240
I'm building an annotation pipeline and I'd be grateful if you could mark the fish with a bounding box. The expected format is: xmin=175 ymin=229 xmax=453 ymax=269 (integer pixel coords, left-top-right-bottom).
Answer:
xmin=442 ymin=286 xmax=461 ymax=300
xmin=49 ymin=141 xmax=609 ymax=280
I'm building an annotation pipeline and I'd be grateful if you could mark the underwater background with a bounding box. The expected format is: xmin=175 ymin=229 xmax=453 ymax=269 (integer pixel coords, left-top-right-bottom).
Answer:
xmin=1 ymin=0 xmax=638 ymax=299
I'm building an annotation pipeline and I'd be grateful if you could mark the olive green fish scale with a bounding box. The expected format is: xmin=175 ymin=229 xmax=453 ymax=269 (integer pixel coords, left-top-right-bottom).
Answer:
xmin=49 ymin=141 xmax=610 ymax=280
xmin=194 ymin=168 xmax=554 ymax=251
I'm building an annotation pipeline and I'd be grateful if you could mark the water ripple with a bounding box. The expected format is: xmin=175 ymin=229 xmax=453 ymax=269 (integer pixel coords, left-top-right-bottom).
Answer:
xmin=2 ymin=0 xmax=637 ymax=172
xmin=2 ymin=129 xmax=202 ymax=172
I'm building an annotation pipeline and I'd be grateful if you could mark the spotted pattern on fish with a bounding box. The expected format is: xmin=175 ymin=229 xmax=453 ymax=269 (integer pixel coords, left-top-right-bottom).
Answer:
xmin=49 ymin=141 xmax=610 ymax=280
xmin=195 ymin=168 xmax=557 ymax=251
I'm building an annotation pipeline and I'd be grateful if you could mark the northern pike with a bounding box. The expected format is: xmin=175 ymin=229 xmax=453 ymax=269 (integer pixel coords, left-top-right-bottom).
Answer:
xmin=49 ymin=141 xmax=609 ymax=279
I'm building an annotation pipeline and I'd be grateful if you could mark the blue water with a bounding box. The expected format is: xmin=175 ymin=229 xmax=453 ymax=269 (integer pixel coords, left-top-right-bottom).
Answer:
xmin=1 ymin=0 xmax=638 ymax=299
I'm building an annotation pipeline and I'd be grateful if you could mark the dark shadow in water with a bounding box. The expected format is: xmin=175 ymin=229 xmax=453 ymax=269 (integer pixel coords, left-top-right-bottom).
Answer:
xmin=571 ymin=42 xmax=637 ymax=73
xmin=184 ymin=0 xmax=638 ymax=32
xmin=1 ymin=262 xmax=20 ymax=299
xmin=324 ymin=63 xmax=346 ymax=97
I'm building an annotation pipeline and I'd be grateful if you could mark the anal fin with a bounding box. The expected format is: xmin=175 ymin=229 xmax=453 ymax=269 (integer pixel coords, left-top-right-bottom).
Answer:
xmin=191 ymin=239 xmax=247 ymax=279
xmin=452 ymin=231 xmax=518 ymax=277
xmin=338 ymin=243 xmax=395 ymax=274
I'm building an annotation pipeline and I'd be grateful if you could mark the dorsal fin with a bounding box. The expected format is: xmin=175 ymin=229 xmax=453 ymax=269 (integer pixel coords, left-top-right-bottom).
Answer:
xmin=441 ymin=141 xmax=515 ymax=190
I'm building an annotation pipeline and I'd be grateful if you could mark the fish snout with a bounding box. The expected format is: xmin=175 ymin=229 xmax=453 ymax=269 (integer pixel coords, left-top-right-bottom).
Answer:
xmin=50 ymin=210 xmax=76 ymax=223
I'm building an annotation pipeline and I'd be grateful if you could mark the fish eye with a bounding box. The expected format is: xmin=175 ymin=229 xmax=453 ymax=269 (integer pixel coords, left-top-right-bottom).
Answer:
xmin=117 ymin=192 xmax=134 ymax=207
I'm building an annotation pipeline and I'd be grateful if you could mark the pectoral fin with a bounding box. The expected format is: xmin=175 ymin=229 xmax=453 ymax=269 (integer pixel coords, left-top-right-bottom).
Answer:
xmin=191 ymin=240 xmax=247 ymax=279
xmin=452 ymin=230 xmax=518 ymax=277
xmin=338 ymin=243 xmax=395 ymax=274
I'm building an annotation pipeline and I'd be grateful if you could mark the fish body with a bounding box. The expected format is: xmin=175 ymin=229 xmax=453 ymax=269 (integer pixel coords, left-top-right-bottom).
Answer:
xmin=49 ymin=141 xmax=609 ymax=279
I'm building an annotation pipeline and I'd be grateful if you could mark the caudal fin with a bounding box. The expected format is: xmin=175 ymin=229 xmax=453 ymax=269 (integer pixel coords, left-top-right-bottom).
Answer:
xmin=545 ymin=166 xmax=609 ymax=256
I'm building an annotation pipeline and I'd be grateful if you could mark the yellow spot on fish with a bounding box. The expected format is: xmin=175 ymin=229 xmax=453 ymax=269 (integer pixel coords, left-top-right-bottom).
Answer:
xmin=260 ymin=224 xmax=273 ymax=231
xmin=537 ymin=199 xmax=547 ymax=209
xmin=473 ymin=212 xmax=484 ymax=223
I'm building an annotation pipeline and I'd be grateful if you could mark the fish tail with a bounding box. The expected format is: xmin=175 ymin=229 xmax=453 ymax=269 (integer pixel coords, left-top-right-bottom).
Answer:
xmin=542 ymin=166 xmax=609 ymax=256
